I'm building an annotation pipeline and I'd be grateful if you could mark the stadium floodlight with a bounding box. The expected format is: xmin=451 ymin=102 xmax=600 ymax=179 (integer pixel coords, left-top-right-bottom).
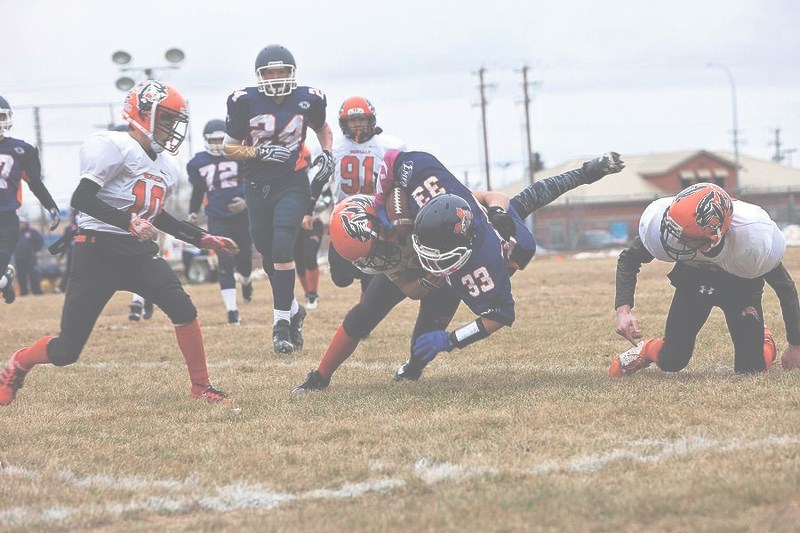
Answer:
xmin=165 ymin=48 xmax=185 ymax=64
xmin=115 ymin=76 xmax=136 ymax=91
xmin=111 ymin=50 xmax=132 ymax=65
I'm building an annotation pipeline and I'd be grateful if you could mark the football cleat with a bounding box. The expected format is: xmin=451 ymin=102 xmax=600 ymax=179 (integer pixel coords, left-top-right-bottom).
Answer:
xmin=609 ymin=340 xmax=652 ymax=378
xmin=128 ymin=301 xmax=143 ymax=321
xmin=227 ymin=309 xmax=241 ymax=326
xmin=306 ymin=292 xmax=319 ymax=310
xmin=142 ymin=300 xmax=154 ymax=320
xmin=273 ymin=320 xmax=295 ymax=355
xmin=289 ymin=305 xmax=307 ymax=351
xmin=190 ymin=384 xmax=232 ymax=403
xmin=0 ymin=349 xmax=29 ymax=406
xmin=394 ymin=357 xmax=428 ymax=381
xmin=242 ymin=281 xmax=253 ymax=303
xmin=2 ymin=265 xmax=16 ymax=304
xmin=292 ymin=369 xmax=330 ymax=394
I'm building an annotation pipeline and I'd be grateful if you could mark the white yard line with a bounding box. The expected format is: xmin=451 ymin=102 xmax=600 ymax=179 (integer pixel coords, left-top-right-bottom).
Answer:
xmin=1 ymin=434 xmax=797 ymax=527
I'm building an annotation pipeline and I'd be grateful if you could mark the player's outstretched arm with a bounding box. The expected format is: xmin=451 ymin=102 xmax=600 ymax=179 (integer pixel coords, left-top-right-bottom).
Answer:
xmin=152 ymin=212 xmax=239 ymax=256
xmin=511 ymin=152 xmax=625 ymax=220
xmin=764 ymin=262 xmax=800 ymax=368
xmin=614 ymin=236 xmax=655 ymax=345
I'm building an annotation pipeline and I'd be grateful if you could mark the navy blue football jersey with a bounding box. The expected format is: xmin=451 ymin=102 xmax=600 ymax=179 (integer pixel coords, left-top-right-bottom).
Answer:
xmin=186 ymin=151 xmax=244 ymax=219
xmin=397 ymin=151 xmax=532 ymax=326
xmin=225 ymin=86 xmax=326 ymax=184
xmin=0 ymin=137 xmax=41 ymax=213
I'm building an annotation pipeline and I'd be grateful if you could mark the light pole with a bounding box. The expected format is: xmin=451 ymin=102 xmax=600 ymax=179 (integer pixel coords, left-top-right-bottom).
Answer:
xmin=112 ymin=48 xmax=186 ymax=91
xmin=707 ymin=62 xmax=740 ymax=190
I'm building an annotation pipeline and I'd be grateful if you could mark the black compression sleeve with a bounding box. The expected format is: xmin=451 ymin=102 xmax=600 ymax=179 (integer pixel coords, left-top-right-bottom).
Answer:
xmin=152 ymin=211 xmax=206 ymax=247
xmin=764 ymin=263 xmax=800 ymax=345
xmin=25 ymin=175 xmax=59 ymax=212
xmin=70 ymin=178 xmax=132 ymax=231
xmin=188 ymin=183 xmax=206 ymax=215
xmin=614 ymin=236 xmax=655 ymax=310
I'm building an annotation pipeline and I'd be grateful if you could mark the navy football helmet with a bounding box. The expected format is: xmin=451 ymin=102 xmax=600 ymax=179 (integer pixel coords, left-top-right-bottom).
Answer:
xmin=255 ymin=44 xmax=297 ymax=97
xmin=203 ymin=119 xmax=226 ymax=156
xmin=0 ymin=95 xmax=12 ymax=135
xmin=412 ymin=194 xmax=475 ymax=276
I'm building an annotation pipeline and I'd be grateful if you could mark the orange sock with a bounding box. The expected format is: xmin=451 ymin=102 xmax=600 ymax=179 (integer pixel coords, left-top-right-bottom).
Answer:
xmin=317 ymin=325 xmax=361 ymax=379
xmin=297 ymin=271 xmax=309 ymax=294
xmin=14 ymin=336 xmax=53 ymax=371
xmin=306 ymin=268 xmax=320 ymax=293
xmin=174 ymin=319 xmax=210 ymax=389
xmin=764 ymin=327 xmax=777 ymax=369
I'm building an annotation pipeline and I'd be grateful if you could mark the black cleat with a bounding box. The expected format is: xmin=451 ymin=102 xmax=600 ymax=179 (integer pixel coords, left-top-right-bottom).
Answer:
xmin=292 ymin=369 xmax=330 ymax=394
xmin=289 ymin=305 xmax=307 ymax=351
xmin=128 ymin=301 xmax=143 ymax=321
xmin=306 ymin=292 xmax=319 ymax=310
xmin=394 ymin=357 xmax=428 ymax=381
xmin=273 ymin=320 xmax=295 ymax=354
xmin=227 ymin=309 xmax=241 ymax=326
xmin=1 ymin=266 xmax=16 ymax=304
xmin=242 ymin=281 xmax=253 ymax=303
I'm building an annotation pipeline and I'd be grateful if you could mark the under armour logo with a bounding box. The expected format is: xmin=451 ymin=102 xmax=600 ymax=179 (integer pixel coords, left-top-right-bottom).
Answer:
xmin=699 ymin=285 xmax=715 ymax=295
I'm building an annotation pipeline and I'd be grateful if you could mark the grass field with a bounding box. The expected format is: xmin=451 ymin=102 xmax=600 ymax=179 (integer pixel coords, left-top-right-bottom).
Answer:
xmin=1 ymin=248 xmax=800 ymax=532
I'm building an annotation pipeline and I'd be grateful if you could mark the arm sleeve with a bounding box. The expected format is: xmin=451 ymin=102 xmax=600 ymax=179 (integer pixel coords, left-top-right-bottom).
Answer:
xmin=764 ymin=262 xmax=800 ymax=345
xmin=308 ymin=89 xmax=327 ymax=131
xmin=71 ymin=178 xmax=132 ymax=231
xmin=225 ymin=92 xmax=249 ymax=142
xmin=615 ymin=236 xmax=655 ymax=310
xmin=188 ymin=180 xmax=206 ymax=215
xmin=152 ymin=210 xmax=206 ymax=248
xmin=21 ymin=146 xmax=58 ymax=211
xmin=509 ymin=168 xmax=592 ymax=220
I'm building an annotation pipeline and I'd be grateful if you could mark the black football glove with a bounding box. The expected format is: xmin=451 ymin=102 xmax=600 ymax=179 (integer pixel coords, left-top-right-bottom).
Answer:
xmin=310 ymin=150 xmax=334 ymax=198
xmin=581 ymin=152 xmax=625 ymax=184
xmin=256 ymin=144 xmax=291 ymax=163
xmin=487 ymin=206 xmax=516 ymax=241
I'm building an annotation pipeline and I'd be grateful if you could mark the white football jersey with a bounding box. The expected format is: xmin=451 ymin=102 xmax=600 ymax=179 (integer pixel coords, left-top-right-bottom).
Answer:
xmin=76 ymin=131 xmax=180 ymax=234
xmin=639 ymin=197 xmax=785 ymax=279
xmin=331 ymin=133 xmax=406 ymax=204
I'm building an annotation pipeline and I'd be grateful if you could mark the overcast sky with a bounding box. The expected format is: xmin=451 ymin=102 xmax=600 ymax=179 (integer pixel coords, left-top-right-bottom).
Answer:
xmin=4 ymin=0 xmax=799 ymax=212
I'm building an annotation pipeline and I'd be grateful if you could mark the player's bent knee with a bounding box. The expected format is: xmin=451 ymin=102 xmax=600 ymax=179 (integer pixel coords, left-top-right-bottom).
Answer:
xmin=343 ymin=304 xmax=379 ymax=339
xmin=157 ymin=286 xmax=198 ymax=325
xmin=46 ymin=337 xmax=82 ymax=367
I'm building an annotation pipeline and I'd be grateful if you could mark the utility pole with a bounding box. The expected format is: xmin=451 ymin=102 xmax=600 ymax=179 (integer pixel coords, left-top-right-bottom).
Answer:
xmin=476 ymin=67 xmax=492 ymax=190
xmin=520 ymin=65 xmax=539 ymax=232
xmin=32 ymin=106 xmax=46 ymax=225
xmin=770 ymin=127 xmax=783 ymax=163
xmin=707 ymin=63 xmax=740 ymax=191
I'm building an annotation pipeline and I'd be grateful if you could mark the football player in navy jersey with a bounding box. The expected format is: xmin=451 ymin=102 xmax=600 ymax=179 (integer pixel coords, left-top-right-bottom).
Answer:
xmin=377 ymin=150 xmax=625 ymax=380
xmin=610 ymin=183 xmax=800 ymax=376
xmin=223 ymin=44 xmax=334 ymax=355
xmin=0 ymin=95 xmax=61 ymax=304
xmin=188 ymin=119 xmax=254 ymax=326
xmin=0 ymin=81 xmax=238 ymax=406
xmin=292 ymin=151 xmax=624 ymax=391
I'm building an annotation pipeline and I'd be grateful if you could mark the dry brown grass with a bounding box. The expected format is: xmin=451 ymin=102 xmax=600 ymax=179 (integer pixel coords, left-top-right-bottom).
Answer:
xmin=1 ymin=248 xmax=800 ymax=532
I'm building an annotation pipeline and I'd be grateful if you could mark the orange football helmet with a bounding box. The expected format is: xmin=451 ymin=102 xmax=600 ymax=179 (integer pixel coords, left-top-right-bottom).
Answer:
xmin=338 ymin=96 xmax=377 ymax=143
xmin=329 ymin=195 xmax=402 ymax=274
xmin=660 ymin=182 xmax=733 ymax=261
xmin=122 ymin=80 xmax=188 ymax=155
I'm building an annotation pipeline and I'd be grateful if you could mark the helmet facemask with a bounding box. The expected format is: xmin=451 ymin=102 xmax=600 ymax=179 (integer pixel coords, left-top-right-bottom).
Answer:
xmin=204 ymin=131 xmax=226 ymax=156
xmin=256 ymin=64 xmax=297 ymax=97
xmin=354 ymin=230 xmax=403 ymax=274
xmin=150 ymin=105 xmax=188 ymax=155
xmin=412 ymin=235 xmax=472 ymax=276
xmin=0 ymin=108 xmax=12 ymax=135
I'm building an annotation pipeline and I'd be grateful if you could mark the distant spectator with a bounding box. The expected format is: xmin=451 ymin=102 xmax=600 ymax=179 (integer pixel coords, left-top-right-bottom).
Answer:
xmin=14 ymin=217 xmax=44 ymax=295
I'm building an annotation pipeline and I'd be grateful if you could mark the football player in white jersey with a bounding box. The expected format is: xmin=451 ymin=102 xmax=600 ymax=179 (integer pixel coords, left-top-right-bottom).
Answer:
xmin=610 ymin=183 xmax=800 ymax=376
xmin=306 ymin=96 xmax=406 ymax=299
xmin=0 ymin=81 xmax=239 ymax=406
